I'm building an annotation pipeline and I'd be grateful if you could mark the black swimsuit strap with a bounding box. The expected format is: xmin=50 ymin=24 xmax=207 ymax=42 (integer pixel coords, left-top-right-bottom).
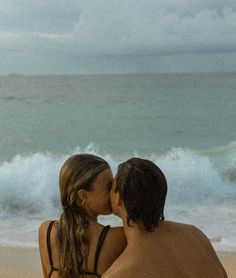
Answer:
xmin=93 ymin=225 xmax=110 ymax=274
xmin=46 ymin=222 xmax=110 ymax=278
xmin=46 ymin=220 xmax=58 ymax=277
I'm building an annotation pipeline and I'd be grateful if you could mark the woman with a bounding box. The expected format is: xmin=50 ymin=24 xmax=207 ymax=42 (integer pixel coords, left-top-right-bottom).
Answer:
xmin=38 ymin=154 xmax=126 ymax=278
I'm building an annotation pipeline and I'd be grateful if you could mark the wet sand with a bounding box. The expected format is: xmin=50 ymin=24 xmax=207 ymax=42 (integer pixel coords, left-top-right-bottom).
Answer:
xmin=0 ymin=247 xmax=235 ymax=277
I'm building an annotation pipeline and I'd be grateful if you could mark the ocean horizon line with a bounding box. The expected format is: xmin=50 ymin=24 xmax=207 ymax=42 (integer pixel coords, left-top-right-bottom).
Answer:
xmin=1 ymin=70 xmax=236 ymax=78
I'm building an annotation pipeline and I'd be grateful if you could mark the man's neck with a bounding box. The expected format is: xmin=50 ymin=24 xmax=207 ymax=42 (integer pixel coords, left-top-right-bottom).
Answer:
xmin=121 ymin=217 xmax=157 ymax=248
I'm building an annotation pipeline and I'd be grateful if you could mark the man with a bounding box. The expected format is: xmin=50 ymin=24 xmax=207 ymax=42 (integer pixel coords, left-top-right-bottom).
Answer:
xmin=102 ymin=157 xmax=227 ymax=278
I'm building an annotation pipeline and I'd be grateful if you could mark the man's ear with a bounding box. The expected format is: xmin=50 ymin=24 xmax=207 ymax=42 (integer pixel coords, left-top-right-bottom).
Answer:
xmin=77 ymin=189 xmax=88 ymax=204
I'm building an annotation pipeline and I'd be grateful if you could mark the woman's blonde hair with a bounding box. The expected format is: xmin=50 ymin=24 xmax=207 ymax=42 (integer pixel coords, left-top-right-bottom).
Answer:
xmin=57 ymin=154 xmax=109 ymax=278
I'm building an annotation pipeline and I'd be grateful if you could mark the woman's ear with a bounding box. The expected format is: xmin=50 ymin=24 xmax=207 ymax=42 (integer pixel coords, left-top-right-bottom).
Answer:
xmin=77 ymin=189 xmax=88 ymax=204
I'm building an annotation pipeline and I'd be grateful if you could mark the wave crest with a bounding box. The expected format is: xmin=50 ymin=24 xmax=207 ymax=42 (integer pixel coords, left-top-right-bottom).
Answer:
xmin=0 ymin=143 xmax=235 ymax=217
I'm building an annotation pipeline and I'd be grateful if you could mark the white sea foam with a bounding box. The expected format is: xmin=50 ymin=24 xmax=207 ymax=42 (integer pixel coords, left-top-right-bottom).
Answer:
xmin=0 ymin=143 xmax=236 ymax=250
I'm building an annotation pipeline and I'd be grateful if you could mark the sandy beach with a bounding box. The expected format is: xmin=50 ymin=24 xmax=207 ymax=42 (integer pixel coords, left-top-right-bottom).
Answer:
xmin=0 ymin=246 xmax=42 ymax=278
xmin=218 ymin=252 xmax=236 ymax=278
xmin=0 ymin=247 xmax=235 ymax=278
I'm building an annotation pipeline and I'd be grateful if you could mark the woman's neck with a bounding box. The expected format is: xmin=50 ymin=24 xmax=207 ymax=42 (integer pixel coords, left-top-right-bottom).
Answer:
xmin=84 ymin=205 xmax=98 ymax=221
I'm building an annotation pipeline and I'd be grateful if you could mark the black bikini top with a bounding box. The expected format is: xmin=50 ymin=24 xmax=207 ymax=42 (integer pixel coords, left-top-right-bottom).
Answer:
xmin=46 ymin=221 xmax=110 ymax=277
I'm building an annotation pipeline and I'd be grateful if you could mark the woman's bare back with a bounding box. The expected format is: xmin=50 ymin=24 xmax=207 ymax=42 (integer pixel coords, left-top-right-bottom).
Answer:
xmin=38 ymin=220 xmax=126 ymax=278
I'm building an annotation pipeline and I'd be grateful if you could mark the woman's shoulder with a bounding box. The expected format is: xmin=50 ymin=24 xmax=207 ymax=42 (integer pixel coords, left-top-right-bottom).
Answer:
xmin=39 ymin=219 xmax=53 ymax=229
xmin=38 ymin=220 xmax=60 ymax=277
xmin=38 ymin=220 xmax=59 ymax=241
xmin=39 ymin=219 xmax=58 ymax=229
xmin=38 ymin=220 xmax=59 ymax=257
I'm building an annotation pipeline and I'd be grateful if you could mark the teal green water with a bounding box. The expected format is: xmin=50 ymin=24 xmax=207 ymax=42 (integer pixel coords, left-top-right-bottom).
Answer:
xmin=0 ymin=73 xmax=235 ymax=161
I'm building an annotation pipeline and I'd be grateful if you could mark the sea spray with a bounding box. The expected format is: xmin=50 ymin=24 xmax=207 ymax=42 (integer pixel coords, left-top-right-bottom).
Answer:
xmin=0 ymin=143 xmax=236 ymax=250
xmin=0 ymin=144 xmax=236 ymax=216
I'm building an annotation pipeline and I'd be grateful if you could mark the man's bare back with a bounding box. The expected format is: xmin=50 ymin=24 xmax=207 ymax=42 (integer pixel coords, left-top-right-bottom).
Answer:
xmin=104 ymin=158 xmax=227 ymax=278
xmin=103 ymin=221 xmax=227 ymax=278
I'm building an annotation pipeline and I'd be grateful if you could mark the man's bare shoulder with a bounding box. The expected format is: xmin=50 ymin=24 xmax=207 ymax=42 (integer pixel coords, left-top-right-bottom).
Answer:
xmin=101 ymin=247 xmax=141 ymax=278
xmin=105 ymin=226 xmax=127 ymax=253
xmin=166 ymin=220 xmax=209 ymax=236
xmin=102 ymin=264 xmax=133 ymax=278
xmin=175 ymin=222 xmax=213 ymax=243
xmin=108 ymin=226 xmax=125 ymax=238
xmin=166 ymin=220 xmax=197 ymax=229
xmin=102 ymin=270 xmax=122 ymax=278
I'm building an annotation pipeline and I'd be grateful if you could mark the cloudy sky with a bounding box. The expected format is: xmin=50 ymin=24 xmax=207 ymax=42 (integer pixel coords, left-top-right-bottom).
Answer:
xmin=1 ymin=0 xmax=236 ymax=74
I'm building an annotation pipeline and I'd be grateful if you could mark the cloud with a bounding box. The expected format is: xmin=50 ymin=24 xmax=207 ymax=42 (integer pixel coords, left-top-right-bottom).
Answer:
xmin=72 ymin=1 xmax=236 ymax=55
xmin=0 ymin=0 xmax=81 ymax=33
xmin=0 ymin=1 xmax=236 ymax=73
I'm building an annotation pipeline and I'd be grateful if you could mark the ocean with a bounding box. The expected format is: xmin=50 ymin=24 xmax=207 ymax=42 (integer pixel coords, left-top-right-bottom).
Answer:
xmin=0 ymin=73 xmax=236 ymax=251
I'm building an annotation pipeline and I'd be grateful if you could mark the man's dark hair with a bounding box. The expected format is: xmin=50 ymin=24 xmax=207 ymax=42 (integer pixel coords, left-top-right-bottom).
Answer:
xmin=115 ymin=157 xmax=167 ymax=232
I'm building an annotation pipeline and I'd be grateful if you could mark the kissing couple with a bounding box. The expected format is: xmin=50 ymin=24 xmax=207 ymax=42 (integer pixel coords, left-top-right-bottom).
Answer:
xmin=39 ymin=154 xmax=227 ymax=278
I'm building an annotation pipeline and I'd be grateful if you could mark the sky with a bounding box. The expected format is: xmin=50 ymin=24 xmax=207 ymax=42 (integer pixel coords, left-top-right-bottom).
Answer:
xmin=0 ymin=0 xmax=236 ymax=75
